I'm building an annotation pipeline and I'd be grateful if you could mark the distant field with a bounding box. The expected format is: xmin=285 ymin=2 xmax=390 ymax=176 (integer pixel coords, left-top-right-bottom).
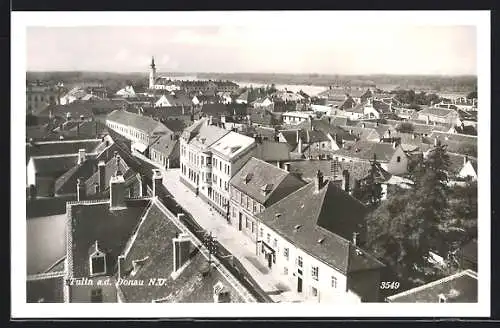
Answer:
xmin=27 ymin=71 xmax=477 ymax=93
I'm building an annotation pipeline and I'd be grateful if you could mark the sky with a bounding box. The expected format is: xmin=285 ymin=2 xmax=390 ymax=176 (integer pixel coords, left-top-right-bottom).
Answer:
xmin=26 ymin=25 xmax=477 ymax=75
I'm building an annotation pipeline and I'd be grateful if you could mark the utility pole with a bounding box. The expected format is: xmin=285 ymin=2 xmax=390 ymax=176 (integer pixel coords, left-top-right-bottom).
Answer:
xmin=204 ymin=231 xmax=217 ymax=270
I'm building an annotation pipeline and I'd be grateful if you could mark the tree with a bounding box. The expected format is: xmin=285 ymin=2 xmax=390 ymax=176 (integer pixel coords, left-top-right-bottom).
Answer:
xmin=351 ymin=155 xmax=383 ymax=207
xmin=396 ymin=122 xmax=415 ymax=134
xmin=467 ymin=90 xmax=477 ymax=99
xmin=366 ymin=141 xmax=453 ymax=285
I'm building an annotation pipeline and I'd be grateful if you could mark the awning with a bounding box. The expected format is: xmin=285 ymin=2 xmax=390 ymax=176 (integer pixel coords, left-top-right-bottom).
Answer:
xmin=132 ymin=142 xmax=148 ymax=153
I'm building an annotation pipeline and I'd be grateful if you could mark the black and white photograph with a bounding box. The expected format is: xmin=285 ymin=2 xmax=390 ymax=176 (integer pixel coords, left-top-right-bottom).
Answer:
xmin=11 ymin=10 xmax=490 ymax=318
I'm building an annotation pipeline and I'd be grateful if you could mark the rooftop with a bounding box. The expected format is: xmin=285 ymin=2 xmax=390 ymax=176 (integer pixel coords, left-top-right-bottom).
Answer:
xmin=386 ymin=270 xmax=477 ymax=303
xmin=210 ymin=131 xmax=256 ymax=161
xmin=230 ymin=157 xmax=305 ymax=206
xmin=107 ymin=110 xmax=172 ymax=136
xmin=254 ymin=141 xmax=291 ymax=162
xmin=119 ymin=202 xmax=246 ymax=303
xmin=256 ymin=179 xmax=383 ymax=274
xmin=68 ymin=198 xmax=151 ymax=277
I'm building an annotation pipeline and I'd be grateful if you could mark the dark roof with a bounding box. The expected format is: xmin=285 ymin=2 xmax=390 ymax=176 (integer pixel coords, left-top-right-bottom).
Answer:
xmin=256 ymin=179 xmax=382 ymax=274
xmin=387 ymin=270 xmax=477 ymax=303
xmin=201 ymin=103 xmax=230 ymax=116
xmin=254 ymin=141 xmax=291 ymax=162
xmin=38 ymin=103 xmax=93 ymax=118
xmin=119 ymin=202 xmax=246 ymax=303
xmin=339 ymin=126 xmax=380 ymax=141
xmin=372 ymin=100 xmax=392 ymax=113
xmin=26 ymin=195 xmax=77 ymax=218
xmin=230 ymin=157 xmax=305 ymax=206
xmin=156 ymin=92 xmax=192 ymax=107
xmin=55 ymin=159 xmax=97 ymax=195
xmin=30 ymin=155 xmax=79 ymax=177
xmin=26 ymin=139 xmax=103 ymax=162
xmin=150 ymin=135 xmax=179 ymax=158
xmin=107 ymin=110 xmax=172 ymax=135
xmin=285 ymin=159 xmax=372 ymax=188
xmin=333 ymin=141 xmax=400 ymax=162
xmin=250 ymin=109 xmax=276 ymax=126
xmin=419 ymin=107 xmax=458 ymax=118
xmin=140 ymin=106 xmax=192 ymax=120
xmin=68 ymin=199 xmax=151 ymax=277
xmin=26 ymin=275 xmax=65 ymax=303
xmin=84 ymin=153 xmax=133 ymax=194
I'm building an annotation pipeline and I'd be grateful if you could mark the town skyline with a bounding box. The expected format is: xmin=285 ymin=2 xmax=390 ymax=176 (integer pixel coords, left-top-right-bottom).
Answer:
xmin=27 ymin=25 xmax=477 ymax=75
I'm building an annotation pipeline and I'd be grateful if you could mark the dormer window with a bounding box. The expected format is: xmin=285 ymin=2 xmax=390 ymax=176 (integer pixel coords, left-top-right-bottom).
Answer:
xmin=244 ymin=173 xmax=253 ymax=183
xmin=438 ymin=294 xmax=447 ymax=303
xmin=89 ymin=241 xmax=107 ymax=276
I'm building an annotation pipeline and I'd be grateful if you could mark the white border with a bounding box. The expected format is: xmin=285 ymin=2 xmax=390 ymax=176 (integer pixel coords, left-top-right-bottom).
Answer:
xmin=12 ymin=10 xmax=490 ymax=318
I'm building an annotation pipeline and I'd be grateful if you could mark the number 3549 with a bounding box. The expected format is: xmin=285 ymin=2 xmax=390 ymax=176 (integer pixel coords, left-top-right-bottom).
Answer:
xmin=380 ymin=281 xmax=400 ymax=289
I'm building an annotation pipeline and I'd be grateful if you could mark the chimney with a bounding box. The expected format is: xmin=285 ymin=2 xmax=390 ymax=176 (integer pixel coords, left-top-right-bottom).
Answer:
xmin=77 ymin=178 xmax=86 ymax=201
xmin=434 ymin=137 xmax=438 ymax=146
xmin=114 ymin=151 xmax=118 ymax=159
xmin=392 ymin=141 xmax=397 ymax=149
xmin=98 ymin=161 xmax=106 ymax=192
xmin=342 ymin=169 xmax=350 ymax=193
xmin=110 ymin=171 xmax=126 ymax=209
xmin=349 ymin=129 xmax=353 ymax=135
xmin=173 ymin=233 xmax=191 ymax=273
xmin=66 ymin=112 xmax=71 ymax=121
xmin=412 ymin=133 xmax=416 ymax=139
xmin=28 ymin=184 xmax=37 ymax=200
xmin=361 ymin=123 xmax=365 ymax=128
xmin=464 ymin=154 xmax=469 ymax=165
xmin=49 ymin=108 xmax=54 ymax=120
xmin=284 ymin=162 xmax=291 ymax=172
xmin=426 ymin=115 xmax=430 ymax=125
xmin=314 ymin=170 xmax=324 ymax=193
xmin=352 ymin=232 xmax=359 ymax=246
xmin=139 ymin=174 xmax=147 ymax=197
xmin=117 ymin=255 xmax=126 ymax=279
xmin=298 ymin=135 xmax=303 ymax=153
xmin=213 ymin=282 xmax=231 ymax=303
xmin=152 ymin=169 xmax=162 ymax=197
xmin=78 ymin=149 xmax=86 ymax=164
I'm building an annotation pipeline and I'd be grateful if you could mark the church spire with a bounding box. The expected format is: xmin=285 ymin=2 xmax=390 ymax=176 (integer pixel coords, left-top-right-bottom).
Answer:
xmin=151 ymin=56 xmax=156 ymax=68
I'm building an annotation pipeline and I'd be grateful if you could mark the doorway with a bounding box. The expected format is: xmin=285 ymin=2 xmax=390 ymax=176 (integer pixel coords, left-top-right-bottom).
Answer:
xmin=267 ymin=253 xmax=272 ymax=269
xmin=297 ymin=277 xmax=303 ymax=293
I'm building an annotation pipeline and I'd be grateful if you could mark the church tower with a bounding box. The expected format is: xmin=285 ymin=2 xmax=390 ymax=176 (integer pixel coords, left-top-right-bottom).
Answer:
xmin=149 ymin=56 xmax=156 ymax=89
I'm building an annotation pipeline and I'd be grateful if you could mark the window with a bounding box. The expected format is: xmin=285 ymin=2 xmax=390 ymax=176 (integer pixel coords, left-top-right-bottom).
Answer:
xmin=91 ymin=288 xmax=103 ymax=303
xmin=284 ymin=267 xmax=288 ymax=275
xmin=245 ymin=217 xmax=249 ymax=229
xmin=260 ymin=228 xmax=264 ymax=237
xmin=311 ymin=287 xmax=318 ymax=297
xmin=246 ymin=197 xmax=252 ymax=211
xmin=284 ymin=248 xmax=289 ymax=260
xmin=297 ymin=256 xmax=303 ymax=268
xmin=311 ymin=266 xmax=319 ymax=281
xmin=90 ymin=254 xmax=106 ymax=275
xmin=331 ymin=276 xmax=337 ymax=288
xmin=261 ymin=205 xmax=265 ymax=213
xmin=253 ymin=202 xmax=257 ymax=213
xmin=397 ymin=156 xmax=401 ymax=163
xmin=266 ymin=233 xmax=271 ymax=244
xmin=273 ymin=238 xmax=278 ymax=248
xmin=251 ymin=222 xmax=255 ymax=233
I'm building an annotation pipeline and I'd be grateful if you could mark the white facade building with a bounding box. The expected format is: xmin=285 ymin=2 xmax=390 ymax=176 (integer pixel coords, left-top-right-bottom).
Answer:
xmin=180 ymin=118 xmax=257 ymax=218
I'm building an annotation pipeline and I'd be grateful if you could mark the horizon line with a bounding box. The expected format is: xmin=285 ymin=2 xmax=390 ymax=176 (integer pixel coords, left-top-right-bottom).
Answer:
xmin=26 ymin=70 xmax=478 ymax=78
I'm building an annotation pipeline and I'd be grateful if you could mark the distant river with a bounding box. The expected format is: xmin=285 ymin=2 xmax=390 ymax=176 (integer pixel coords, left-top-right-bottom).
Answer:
xmin=166 ymin=75 xmax=328 ymax=96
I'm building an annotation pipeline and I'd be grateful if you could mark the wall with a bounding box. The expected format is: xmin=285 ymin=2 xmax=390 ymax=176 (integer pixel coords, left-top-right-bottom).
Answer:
xmin=257 ymin=222 xmax=361 ymax=303
xmin=69 ymin=276 xmax=118 ymax=302
xmin=346 ymin=269 xmax=382 ymax=302
xmin=387 ymin=147 xmax=408 ymax=175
